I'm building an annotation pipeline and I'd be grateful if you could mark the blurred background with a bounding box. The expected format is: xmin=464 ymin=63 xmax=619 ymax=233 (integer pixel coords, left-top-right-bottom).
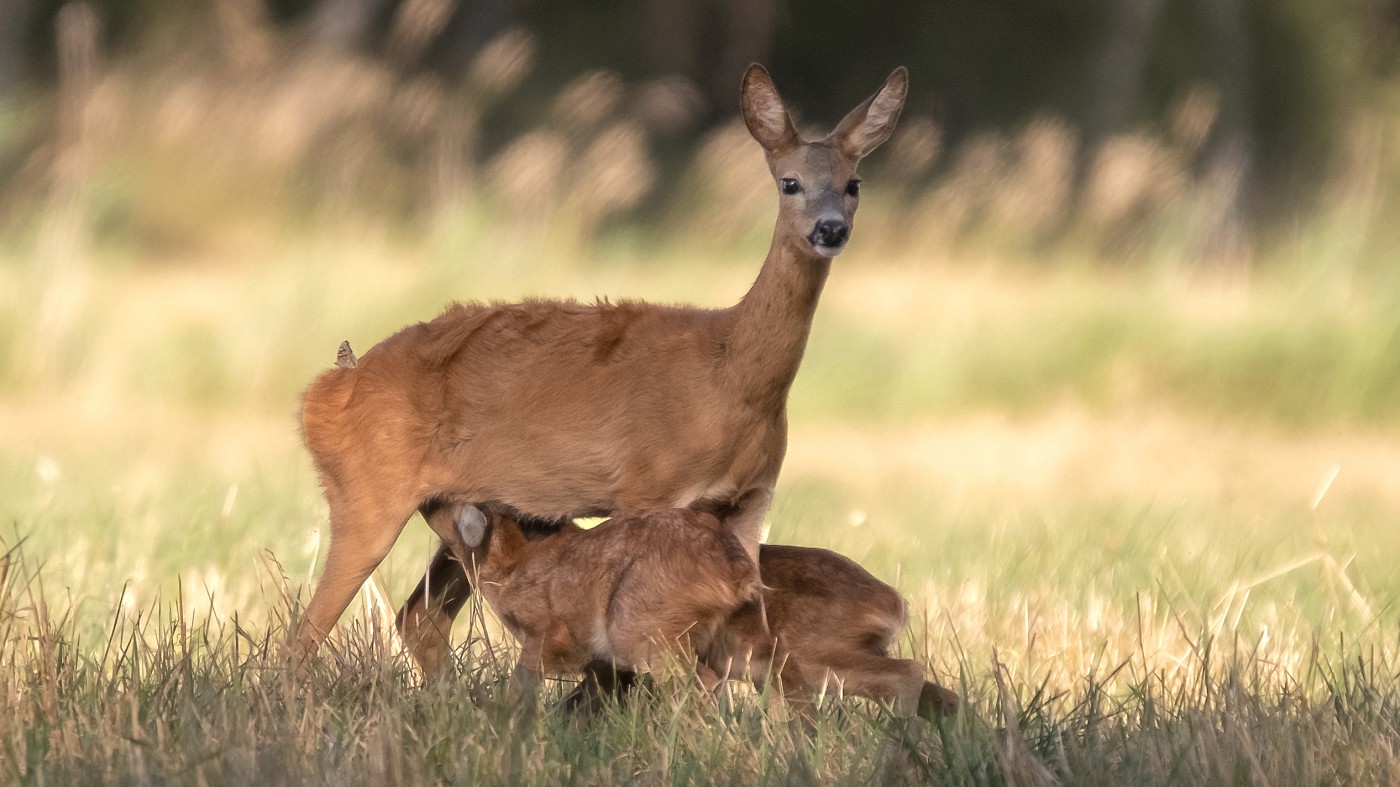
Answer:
xmin=1 ymin=0 xmax=1398 ymax=650
xmin=1 ymin=0 xmax=1397 ymax=264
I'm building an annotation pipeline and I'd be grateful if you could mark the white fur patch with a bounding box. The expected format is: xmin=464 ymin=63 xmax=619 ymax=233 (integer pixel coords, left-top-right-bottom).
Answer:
xmin=671 ymin=479 xmax=737 ymax=509
xmin=591 ymin=620 xmax=612 ymax=659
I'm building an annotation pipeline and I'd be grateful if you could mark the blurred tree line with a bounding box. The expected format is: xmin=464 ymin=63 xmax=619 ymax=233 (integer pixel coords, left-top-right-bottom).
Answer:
xmin=0 ymin=0 xmax=1397 ymax=249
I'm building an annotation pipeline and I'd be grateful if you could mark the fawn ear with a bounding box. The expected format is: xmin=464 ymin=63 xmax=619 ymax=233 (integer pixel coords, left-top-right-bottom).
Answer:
xmin=830 ymin=67 xmax=908 ymax=160
xmin=456 ymin=506 xmax=488 ymax=548
xmin=741 ymin=64 xmax=800 ymax=154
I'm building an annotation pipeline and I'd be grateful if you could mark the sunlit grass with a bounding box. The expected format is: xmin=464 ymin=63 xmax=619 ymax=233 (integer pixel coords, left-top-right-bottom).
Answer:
xmin=4 ymin=229 xmax=1400 ymax=781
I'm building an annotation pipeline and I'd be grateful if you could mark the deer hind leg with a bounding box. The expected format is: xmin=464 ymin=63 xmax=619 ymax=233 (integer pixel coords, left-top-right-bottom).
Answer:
xmin=773 ymin=651 xmax=819 ymax=716
xmin=748 ymin=645 xmax=817 ymax=718
xmin=810 ymin=651 xmax=933 ymax=717
xmin=727 ymin=641 xmax=817 ymax=728
xmin=292 ymin=483 xmax=418 ymax=670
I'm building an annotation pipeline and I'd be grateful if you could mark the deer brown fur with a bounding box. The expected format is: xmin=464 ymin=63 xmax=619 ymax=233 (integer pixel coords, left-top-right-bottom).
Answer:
xmin=706 ymin=545 xmax=960 ymax=719
xmin=293 ymin=64 xmax=909 ymax=672
xmin=431 ymin=502 xmax=959 ymax=719
xmin=436 ymin=504 xmax=763 ymax=698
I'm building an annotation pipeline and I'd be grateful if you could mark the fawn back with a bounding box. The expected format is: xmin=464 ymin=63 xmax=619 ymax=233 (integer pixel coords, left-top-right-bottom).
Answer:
xmin=703 ymin=545 xmax=960 ymax=719
xmin=446 ymin=504 xmax=761 ymax=678
xmin=435 ymin=501 xmax=958 ymax=718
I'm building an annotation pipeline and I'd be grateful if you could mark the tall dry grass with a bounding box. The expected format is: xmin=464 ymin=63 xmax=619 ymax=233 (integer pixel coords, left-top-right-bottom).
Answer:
xmin=3 ymin=529 xmax=1399 ymax=785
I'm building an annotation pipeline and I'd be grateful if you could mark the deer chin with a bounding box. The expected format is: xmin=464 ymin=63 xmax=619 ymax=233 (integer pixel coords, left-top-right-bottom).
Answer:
xmin=811 ymin=240 xmax=847 ymax=258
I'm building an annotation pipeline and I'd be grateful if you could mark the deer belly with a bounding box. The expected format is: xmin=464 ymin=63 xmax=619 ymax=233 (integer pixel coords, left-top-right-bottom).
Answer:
xmin=441 ymin=406 xmax=777 ymax=516
xmin=668 ymin=479 xmax=738 ymax=508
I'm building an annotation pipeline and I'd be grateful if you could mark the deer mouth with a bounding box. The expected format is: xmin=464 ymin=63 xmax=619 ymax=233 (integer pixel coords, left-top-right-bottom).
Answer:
xmin=808 ymin=231 xmax=849 ymax=257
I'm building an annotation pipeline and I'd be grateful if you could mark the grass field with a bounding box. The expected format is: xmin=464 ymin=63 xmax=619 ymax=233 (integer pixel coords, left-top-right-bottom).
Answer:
xmin=3 ymin=207 xmax=1400 ymax=784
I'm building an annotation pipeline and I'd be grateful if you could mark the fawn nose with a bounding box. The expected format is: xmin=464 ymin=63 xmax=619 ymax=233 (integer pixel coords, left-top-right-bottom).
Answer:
xmin=810 ymin=219 xmax=850 ymax=251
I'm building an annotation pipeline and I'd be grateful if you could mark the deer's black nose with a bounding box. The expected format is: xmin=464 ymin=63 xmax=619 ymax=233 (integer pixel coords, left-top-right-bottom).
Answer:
xmin=811 ymin=219 xmax=850 ymax=248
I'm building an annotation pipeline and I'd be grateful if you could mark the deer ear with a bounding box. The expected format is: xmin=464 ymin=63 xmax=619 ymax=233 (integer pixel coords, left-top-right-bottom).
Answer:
xmin=741 ymin=64 xmax=800 ymax=154
xmin=830 ymin=67 xmax=908 ymax=160
xmin=456 ymin=505 xmax=489 ymax=548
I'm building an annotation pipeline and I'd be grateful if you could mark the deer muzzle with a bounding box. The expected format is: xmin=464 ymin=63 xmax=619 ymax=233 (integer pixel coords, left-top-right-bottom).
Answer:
xmin=809 ymin=217 xmax=850 ymax=257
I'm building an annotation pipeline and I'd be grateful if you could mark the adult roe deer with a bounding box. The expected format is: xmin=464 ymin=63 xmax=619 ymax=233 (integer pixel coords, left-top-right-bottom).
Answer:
xmin=432 ymin=502 xmax=958 ymax=719
xmin=293 ymin=64 xmax=909 ymax=673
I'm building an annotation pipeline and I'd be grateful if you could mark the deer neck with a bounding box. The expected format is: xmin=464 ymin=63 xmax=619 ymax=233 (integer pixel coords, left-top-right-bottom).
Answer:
xmin=725 ymin=230 xmax=831 ymax=411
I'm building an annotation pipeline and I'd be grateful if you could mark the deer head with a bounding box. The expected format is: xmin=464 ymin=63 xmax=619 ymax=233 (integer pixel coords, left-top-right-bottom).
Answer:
xmin=741 ymin=64 xmax=908 ymax=259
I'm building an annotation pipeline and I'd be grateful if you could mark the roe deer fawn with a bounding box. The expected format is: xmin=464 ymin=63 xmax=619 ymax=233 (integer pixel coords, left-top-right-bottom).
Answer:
xmin=435 ymin=503 xmax=764 ymax=699
xmin=294 ymin=64 xmax=908 ymax=674
xmin=430 ymin=502 xmax=959 ymax=719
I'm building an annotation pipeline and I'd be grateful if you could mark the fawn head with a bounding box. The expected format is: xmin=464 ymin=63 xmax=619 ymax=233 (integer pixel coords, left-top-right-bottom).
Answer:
xmin=741 ymin=64 xmax=907 ymax=258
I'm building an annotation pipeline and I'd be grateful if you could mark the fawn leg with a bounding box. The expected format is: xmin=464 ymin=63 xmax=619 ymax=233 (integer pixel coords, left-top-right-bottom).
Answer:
xmin=397 ymin=499 xmax=486 ymax=678
xmin=918 ymin=680 xmax=961 ymax=719
xmin=505 ymin=657 xmax=548 ymax=721
xmin=395 ymin=541 xmax=474 ymax=679
xmin=561 ymin=660 xmax=639 ymax=714
xmin=560 ymin=662 xmax=649 ymax=713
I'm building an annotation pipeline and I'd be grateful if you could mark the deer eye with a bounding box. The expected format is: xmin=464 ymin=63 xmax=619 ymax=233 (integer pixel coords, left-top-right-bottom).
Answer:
xmin=846 ymin=179 xmax=862 ymax=197
xmin=780 ymin=178 xmax=802 ymax=195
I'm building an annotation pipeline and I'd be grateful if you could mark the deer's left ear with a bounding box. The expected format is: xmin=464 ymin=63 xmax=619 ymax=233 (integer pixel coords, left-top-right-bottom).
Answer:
xmin=830 ymin=67 xmax=908 ymax=160
xmin=741 ymin=64 xmax=801 ymax=155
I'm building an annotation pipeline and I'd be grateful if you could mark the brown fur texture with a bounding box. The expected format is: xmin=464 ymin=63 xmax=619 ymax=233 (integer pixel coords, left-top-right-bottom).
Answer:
xmin=293 ymin=65 xmax=909 ymax=671
xmin=440 ymin=505 xmax=761 ymax=694
xmin=708 ymin=545 xmax=960 ymax=719
xmin=433 ymin=502 xmax=958 ymax=719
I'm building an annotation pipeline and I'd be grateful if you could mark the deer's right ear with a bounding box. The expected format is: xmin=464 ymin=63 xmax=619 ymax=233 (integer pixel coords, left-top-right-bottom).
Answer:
xmin=456 ymin=506 xmax=489 ymax=548
xmin=831 ymin=66 xmax=909 ymax=160
xmin=741 ymin=64 xmax=800 ymax=154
